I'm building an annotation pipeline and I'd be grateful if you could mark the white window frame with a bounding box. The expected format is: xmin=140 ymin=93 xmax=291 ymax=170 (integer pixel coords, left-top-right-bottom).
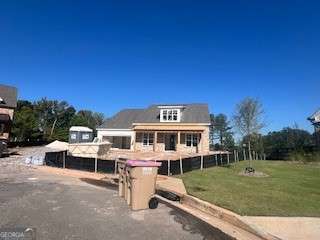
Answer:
xmin=186 ymin=133 xmax=198 ymax=147
xmin=160 ymin=109 xmax=181 ymax=122
xmin=143 ymin=132 xmax=154 ymax=146
xmin=82 ymin=133 xmax=90 ymax=140
xmin=70 ymin=133 xmax=77 ymax=140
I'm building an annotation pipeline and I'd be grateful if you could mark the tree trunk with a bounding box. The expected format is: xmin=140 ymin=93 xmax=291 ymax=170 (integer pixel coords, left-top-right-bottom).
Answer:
xmin=248 ymin=140 xmax=252 ymax=167
xmin=50 ymin=118 xmax=58 ymax=137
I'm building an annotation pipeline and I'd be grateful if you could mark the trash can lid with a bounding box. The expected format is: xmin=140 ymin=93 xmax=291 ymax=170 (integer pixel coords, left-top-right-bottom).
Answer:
xmin=126 ymin=160 xmax=162 ymax=167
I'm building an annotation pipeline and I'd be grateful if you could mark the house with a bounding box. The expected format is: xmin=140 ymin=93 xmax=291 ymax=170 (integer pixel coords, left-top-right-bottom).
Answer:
xmin=308 ymin=109 xmax=320 ymax=147
xmin=0 ymin=84 xmax=17 ymax=154
xmin=97 ymin=104 xmax=211 ymax=154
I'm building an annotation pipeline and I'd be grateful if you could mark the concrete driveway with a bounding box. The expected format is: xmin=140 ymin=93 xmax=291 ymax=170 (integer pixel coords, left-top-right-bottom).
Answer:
xmin=0 ymin=151 xmax=233 ymax=240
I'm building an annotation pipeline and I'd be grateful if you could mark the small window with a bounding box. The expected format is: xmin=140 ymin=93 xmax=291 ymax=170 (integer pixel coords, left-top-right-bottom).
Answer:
xmin=163 ymin=110 xmax=167 ymax=121
xmin=173 ymin=110 xmax=178 ymax=121
xmin=70 ymin=133 xmax=77 ymax=140
xmin=186 ymin=133 xmax=198 ymax=147
xmin=143 ymin=132 xmax=154 ymax=146
xmin=168 ymin=110 xmax=172 ymax=120
xmin=82 ymin=133 xmax=90 ymax=140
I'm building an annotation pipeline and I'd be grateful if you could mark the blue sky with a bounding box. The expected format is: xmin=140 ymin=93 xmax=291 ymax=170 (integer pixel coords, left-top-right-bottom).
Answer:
xmin=1 ymin=1 xmax=319 ymax=133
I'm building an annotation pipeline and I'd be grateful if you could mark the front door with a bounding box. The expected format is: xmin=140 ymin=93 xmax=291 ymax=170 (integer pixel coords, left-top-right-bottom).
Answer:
xmin=165 ymin=134 xmax=176 ymax=151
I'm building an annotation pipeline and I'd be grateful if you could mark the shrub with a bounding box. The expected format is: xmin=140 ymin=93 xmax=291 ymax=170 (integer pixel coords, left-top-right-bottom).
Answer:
xmin=288 ymin=151 xmax=320 ymax=163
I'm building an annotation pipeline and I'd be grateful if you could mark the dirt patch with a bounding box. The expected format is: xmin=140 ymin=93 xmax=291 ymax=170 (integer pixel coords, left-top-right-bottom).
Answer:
xmin=238 ymin=171 xmax=269 ymax=177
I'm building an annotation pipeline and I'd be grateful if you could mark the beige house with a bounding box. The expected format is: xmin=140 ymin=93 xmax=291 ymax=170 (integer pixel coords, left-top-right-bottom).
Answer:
xmin=97 ymin=104 xmax=211 ymax=154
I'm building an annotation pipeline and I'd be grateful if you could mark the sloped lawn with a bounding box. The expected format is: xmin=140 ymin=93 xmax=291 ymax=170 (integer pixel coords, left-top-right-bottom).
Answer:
xmin=180 ymin=160 xmax=320 ymax=216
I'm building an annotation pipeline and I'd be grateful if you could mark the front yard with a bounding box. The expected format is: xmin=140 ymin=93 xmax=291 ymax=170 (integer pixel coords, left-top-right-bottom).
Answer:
xmin=180 ymin=160 xmax=320 ymax=216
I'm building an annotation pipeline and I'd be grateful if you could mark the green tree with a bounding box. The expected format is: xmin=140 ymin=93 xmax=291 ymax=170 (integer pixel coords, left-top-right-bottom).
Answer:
xmin=263 ymin=127 xmax=313 ymax=158
xmin=71 ymin=110 xmax=105 ymax=130
xmin=211 ymin=113 xmax=234 ymax=150
xmin=11 ymin=105 xmax=40 ymax=141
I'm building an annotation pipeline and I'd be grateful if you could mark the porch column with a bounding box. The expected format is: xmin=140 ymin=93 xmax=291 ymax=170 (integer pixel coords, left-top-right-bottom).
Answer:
xmin=154 ymin=131 xmax=157 ymax=152
xmin=131 ymin=131 xmax=136 ymax=151
xmin=200 ymin=132 xmax=203 ymax=153
xmin=177 ymin=131 xmax=181 ymax=152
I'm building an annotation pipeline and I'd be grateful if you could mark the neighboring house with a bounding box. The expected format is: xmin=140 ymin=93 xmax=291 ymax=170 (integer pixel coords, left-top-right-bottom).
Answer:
xmin=0 ymin=85 xmax=17 ymax=154
xmin=308 ymin=109 xmax=320 ymax=147
xmin=97 ymin=104 xmax=211 ymax=154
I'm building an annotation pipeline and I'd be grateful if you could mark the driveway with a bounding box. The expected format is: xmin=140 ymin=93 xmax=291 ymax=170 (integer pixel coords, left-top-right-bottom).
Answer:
xmin=0 ymin=149 xmax=233 ymax=240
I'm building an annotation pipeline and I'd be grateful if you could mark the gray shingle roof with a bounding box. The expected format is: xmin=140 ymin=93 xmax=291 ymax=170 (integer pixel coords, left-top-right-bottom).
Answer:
xmin=0 ymin=84 xmax=17 ymax=109
xmin=98 ymin=109 xmax=144 ymax=129
xmin=98 ymin=104 xmax=210 ymax=129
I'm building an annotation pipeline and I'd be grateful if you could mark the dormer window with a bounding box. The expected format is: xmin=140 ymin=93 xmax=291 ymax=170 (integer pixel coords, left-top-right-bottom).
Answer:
xmin=160 ymin=109 xmax=181 ymax=122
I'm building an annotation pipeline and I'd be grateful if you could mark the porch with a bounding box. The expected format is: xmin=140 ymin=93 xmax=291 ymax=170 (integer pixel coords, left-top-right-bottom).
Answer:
xmin=134 ymin=130 xmax=208 ymax=154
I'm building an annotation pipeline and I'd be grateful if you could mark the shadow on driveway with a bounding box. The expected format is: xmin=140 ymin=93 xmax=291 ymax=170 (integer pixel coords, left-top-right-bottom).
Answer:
xmin=79 ymin=178 xmax=118 ymax=191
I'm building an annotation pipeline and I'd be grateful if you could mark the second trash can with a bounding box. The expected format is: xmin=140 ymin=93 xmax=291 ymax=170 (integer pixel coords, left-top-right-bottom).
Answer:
xmin=126 ymin=160 xmax=161 ymax=210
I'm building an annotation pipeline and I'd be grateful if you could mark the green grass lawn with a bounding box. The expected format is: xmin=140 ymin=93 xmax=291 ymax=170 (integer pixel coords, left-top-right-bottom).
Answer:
xmin=180 ymin=160 xmax=320 ymax=217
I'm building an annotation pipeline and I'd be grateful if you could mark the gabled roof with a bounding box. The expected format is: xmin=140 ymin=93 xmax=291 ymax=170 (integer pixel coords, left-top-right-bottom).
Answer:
xmin=98 ymin=109 xmax=144 ymax=129
xmin=0 ymin=84 xmax=17 ymax=109
xmin=98 ymin=104 xmax=210 ymax=129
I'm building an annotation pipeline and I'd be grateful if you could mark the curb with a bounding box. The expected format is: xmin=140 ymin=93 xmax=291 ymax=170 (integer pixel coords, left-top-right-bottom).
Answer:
xmin=181 ymin=195 xmax=281 ymax=240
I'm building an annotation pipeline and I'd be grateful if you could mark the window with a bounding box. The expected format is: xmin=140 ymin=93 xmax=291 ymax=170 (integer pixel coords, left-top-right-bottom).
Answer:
xmin=143 ymin=132 xmax=154 ymax=146
xmin=160 ymin=109 xmax=180 ymax=122
xmin=82 ymin=133 xmax=90 ymax=140
xmin=163 ymin=110 xmax=167 ymax=121
xmin=70 ymin=133 xmax=77 ymax=140
xmin=186 ymin=133 xmax=198 ymax=147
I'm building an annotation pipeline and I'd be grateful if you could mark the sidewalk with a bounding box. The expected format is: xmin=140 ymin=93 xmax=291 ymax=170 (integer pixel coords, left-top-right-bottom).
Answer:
xmin=243 ymin=216 xmax=320 ymax=240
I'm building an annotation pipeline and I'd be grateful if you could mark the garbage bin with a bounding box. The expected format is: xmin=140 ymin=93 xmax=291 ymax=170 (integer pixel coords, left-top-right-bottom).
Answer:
xmin=117 ymin=160 xmax=126 ymax=197
xmin=126 ymin=160 xmax=162 ymax=210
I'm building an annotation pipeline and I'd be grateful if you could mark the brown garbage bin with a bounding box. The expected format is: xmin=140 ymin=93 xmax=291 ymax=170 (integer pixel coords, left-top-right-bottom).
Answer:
xmin=117 ymin=160 xmax=126 ymax=197
xmin=126 ymin=160 xmax=162 ymax=210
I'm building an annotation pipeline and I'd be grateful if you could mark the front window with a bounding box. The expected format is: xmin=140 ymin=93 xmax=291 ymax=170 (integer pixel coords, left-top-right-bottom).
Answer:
xmin=143 ymin=132 xmax=154 ymax=146
xmin=186 ymin=133 xmax=198 ymax=147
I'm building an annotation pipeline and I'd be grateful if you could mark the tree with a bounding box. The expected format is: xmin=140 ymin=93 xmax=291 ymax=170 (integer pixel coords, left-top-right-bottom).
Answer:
xmin=71 ymin=110 xmax=105 ymax=130
xmin=233 ymin=97 xmax=265 ymax=166
xmin=11 ymin=105 xmax=40 ymax=141
xmin=263 ymin=127 xmax=313 ymax=159
xmin=210 ymin=113 xmax=234 ymax=150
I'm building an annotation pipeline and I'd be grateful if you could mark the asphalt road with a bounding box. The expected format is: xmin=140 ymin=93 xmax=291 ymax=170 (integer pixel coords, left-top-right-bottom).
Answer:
xmin=0 ymin=151 xmax=233 ymax=240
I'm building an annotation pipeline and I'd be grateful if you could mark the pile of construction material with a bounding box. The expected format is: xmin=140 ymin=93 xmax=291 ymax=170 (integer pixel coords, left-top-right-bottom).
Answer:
xmin=25 ymin=140 xmax=68 ymax=166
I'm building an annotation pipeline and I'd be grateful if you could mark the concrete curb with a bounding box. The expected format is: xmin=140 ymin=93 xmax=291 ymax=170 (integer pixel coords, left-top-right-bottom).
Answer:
xmin=181 ymin=195 xmax=281 ymax=240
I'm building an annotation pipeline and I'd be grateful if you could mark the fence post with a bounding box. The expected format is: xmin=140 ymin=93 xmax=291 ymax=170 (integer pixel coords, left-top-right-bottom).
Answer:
xmin=114 ymin=158 xmax=117 ymax=175
xmin=168 ymin=159 xmax=171 ymax=176
xmin=243 ymin=149 xmax=246 ymax=160
xmin=200 ymin=155 xmax=203 ymax=170
xmin=179 ymin=156 xmax=183 ymax=175
xmin=227 ymin=153 xmax=230 ymax=165
xmin=62 ymin=151 xmax=66 ymax=169
xmin=95 ymin=156 xmax=98 ymax=173
xmin=215 ymin=154 xmax=218 ymax=166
